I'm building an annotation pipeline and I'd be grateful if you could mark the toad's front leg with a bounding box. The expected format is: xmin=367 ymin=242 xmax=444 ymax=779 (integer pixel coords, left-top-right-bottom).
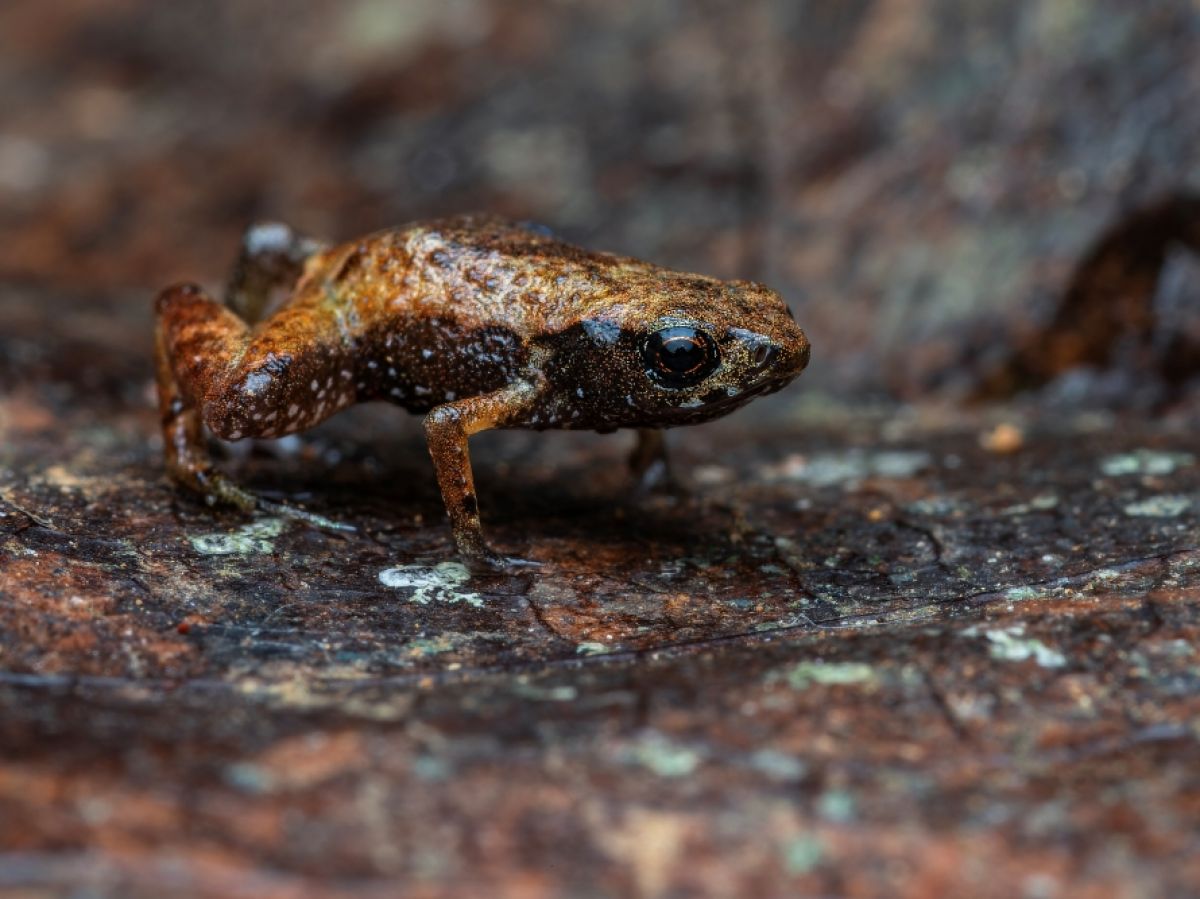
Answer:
xmin=629 ymin=428 xmax=689 ymax=496
xmin=423 ymin=382 xmax=542 ymax=572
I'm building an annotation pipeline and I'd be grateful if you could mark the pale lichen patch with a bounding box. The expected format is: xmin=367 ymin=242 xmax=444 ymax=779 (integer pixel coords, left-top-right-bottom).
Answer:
xmin=378 ymin=561 xmax=482 ymax=606
xmin=1123 ymin=495 xmax=1191 ymax=517
xmin=1101 ymin=450 xmax=1194 ymax=477
xmin=767 ymin=660 xmax=877 ymax=690
xmin=618 ymin=731 xmax=703 ymax=778
xmin=966 ymin=624 xmax=1067 ymax=668
xmin=190 ymin=517 xmax=287 ymax=555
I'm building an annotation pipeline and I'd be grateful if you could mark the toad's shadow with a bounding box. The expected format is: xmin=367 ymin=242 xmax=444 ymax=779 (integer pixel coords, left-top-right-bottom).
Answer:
xmin=236 ymin=424 xmax=740 ymax=562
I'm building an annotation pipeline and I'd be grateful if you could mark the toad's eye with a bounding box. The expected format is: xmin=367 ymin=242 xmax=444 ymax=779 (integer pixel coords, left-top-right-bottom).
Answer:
xmin=643 ymin=326 xmax=719 ymax=388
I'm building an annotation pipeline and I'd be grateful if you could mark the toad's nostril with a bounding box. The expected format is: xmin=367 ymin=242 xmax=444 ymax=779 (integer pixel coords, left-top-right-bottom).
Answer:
xmin=752 ymin=343 xmax=778 ymax=368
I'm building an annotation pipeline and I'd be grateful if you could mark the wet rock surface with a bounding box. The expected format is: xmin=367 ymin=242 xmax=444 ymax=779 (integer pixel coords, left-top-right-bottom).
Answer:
xmin=2 ymin=283 xmax=1199 ymax=897
xmin=2 ymin=0 xmax=1200 ymax=896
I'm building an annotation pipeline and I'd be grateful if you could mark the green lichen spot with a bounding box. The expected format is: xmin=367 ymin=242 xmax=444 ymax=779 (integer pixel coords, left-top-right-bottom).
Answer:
xmin=378 ymin=562 xmax=482 ymax=607
xmin=766 ymin=449 xmax=931 ymax=488
xmin=621 ymin=732 xmax=702 ymax=778
xmin=512 ymin=683 xmax=579 ymax=702
xmin=982 ymin=626 xmax=1066 ymax=668
xmin=576 ymin=641 xmax=610 ymax=655
xmin=781 ymin=835 xmax=825 ymax=874
xmin=190 ymin=517 xmax=286 ymax=556
xmin=748 ymin=749 xmax=807 ymax=782
xmin=402 ymin=633 xmax=468 ymax=659
xmin=1003 ymin=585 xmax=1042 ymax=601
xmin=1001 ymin=493 xmax=1059 ymax=515
xmin=1123 ymin=495 xmax=1191 ymax=518
xmin=412 ymin=755 xmax=451 ymax=782
xmin=817 ymin=789 xmax=857 ymax=824
xmin=770 ymin=661 xmax=876 ymax=690
xmin=1101 ymin=450 xmax=1194 ymax=478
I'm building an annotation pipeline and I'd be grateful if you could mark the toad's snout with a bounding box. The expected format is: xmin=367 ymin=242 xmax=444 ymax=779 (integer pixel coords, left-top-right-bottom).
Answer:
xmin=790 ymin=328 xmax=812 ymax=375
xmin=736 ymin=325 xmax=810 ymax=384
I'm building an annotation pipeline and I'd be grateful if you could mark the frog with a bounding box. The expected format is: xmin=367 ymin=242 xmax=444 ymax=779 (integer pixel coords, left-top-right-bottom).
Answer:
xmin=154 ymin=214 xmax=811 ymax=570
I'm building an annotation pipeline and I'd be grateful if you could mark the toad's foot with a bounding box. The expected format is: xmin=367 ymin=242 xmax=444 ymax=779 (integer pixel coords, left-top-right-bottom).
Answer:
xmin=629 ymin=428 xmax=689 ymax=498
xmin=460 ymin=545 xmax=542 ymax=576
xmin=255 ymin=495 xmax=358 ymax=533
xmin=632 ymin=457 xmax=690 ymax=498
xmin=191 ymin=468 xmax=356 ymax=534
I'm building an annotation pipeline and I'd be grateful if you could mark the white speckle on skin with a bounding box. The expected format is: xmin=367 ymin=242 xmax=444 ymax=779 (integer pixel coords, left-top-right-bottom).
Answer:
xmin=582 ymin=318 xmax=621 ymax=346
xmin=310 ymin=379 xmax=319 ymax=391
xmin=422 ymin=349 xmax=433 ymax=359
xmin=576 ymin=387 xmax=585 ymax=398
xmin=378 ymin=562 xmax=482 ymax=607
xmin=226 ymin=430 xmax=242 ymax=440
xmin=288 ymin=404 xmax=300 ymax=417
xmin=243 ymin=371 xmax=272 ymax=396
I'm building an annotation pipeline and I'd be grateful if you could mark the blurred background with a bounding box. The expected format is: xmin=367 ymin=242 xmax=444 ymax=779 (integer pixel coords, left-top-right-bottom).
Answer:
xmin=2 ymin=0 xmax=1198 ymax=402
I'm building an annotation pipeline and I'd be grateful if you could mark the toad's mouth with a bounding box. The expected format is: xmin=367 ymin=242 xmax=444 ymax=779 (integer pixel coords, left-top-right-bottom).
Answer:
xmin=668 ymin=371 xmax=795 ymax=421
xmin=711 ymin=368 xmax=799 ymax=405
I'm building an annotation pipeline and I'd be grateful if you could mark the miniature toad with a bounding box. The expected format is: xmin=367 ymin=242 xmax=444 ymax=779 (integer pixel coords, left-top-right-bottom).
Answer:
xmin=155 ymin=215 xmax=810 ymax=569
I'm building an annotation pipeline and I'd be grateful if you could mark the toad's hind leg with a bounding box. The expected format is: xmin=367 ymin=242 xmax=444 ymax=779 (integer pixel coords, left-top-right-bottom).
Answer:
xmin=225 ymin=222 xmax=327 ymax=324
xmin=154 ymin=283 xmax=357 ymax=529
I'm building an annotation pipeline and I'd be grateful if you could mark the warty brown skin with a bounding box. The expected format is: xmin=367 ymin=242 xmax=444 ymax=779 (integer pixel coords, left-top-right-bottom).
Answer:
xmin=154 ymin=214 xmax=811 ymax=570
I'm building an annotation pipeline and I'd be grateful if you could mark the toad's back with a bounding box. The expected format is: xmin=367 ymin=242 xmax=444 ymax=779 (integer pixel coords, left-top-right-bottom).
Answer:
xmin=260 ymin=215 xmax=643 ymax=410
xmin=294 ymin=215 xmax=645 ymax=335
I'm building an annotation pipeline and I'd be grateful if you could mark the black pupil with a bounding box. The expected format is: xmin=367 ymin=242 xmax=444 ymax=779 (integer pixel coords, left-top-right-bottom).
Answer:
xmin=661 ymin=334 xmax=705 ymax=373
xmin=645 ymin=327 xmax=717 ymax=387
